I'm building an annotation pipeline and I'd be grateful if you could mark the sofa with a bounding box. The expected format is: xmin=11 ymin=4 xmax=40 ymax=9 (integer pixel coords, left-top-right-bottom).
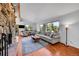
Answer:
xmin=37 ymin=32 xmax=60 ymax=44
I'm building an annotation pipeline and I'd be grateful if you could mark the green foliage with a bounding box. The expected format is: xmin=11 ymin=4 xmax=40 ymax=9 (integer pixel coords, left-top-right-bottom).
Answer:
xmin=49 ymin=23 xmax=59 ymax=32
xmin=40 ymin=22 xmax=59 ymax=33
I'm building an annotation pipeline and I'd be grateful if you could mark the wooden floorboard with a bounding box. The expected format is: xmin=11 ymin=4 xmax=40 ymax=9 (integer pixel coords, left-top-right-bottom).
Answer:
xmin=26 ymin=43 xmax=79 ymax=56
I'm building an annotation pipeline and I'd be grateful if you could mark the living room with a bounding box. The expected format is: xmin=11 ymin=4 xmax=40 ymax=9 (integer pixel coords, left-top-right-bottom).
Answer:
xmin=0 ymin=3 xmax=79 ymax=56
xmin=15 ymin=3 xmax=79 ymax=56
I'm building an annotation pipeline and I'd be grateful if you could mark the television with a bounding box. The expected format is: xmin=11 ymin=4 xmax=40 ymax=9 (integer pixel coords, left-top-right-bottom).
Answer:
xmin=19 ymin=25 xmax=25 ymax=28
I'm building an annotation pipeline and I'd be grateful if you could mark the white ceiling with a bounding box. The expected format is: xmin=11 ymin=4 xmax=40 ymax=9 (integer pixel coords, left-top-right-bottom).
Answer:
xmin=16 ymin=3 xmax=79 ymax=24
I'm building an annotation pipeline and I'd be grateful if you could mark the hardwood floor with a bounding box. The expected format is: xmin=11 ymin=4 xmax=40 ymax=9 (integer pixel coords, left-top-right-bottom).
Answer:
xmin=16 ymin=35 xmax=79 ymax=56
xmin=26 ymin=43 xmax=79 ymax=56
xmin=46 ymin=43 xmax=79 ymax=56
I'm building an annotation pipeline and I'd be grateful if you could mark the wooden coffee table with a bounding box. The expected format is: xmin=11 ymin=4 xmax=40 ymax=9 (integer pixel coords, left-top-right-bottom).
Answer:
xmin=32 ymin=35 xmax=41 ymax=42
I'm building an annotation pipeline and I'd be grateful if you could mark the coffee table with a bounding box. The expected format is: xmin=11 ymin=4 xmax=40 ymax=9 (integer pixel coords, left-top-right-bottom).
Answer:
xmin=32 ymin=35 xmax=41 ymax=42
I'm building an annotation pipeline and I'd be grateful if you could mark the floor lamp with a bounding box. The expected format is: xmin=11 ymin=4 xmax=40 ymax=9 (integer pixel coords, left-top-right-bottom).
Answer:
xmin=65 ymin=25 xmax=69 ymax=46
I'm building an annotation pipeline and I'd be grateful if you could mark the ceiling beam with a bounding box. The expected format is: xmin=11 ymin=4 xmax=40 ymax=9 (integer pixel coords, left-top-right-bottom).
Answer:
xmin=18 ymin=3 xmax=20 ymax=18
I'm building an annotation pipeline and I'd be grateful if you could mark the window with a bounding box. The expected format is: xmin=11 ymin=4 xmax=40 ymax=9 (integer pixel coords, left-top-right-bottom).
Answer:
xmin=25 ymin=25 xmax=32 ymax=31
xmin=39 ymin=21 xmax=59 ymax=34
xmin=46 ymin=21 xmax=59 ymax=32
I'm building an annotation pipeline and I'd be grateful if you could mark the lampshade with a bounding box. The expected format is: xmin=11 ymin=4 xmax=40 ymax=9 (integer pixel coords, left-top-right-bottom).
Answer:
xmin=65 ymin=25 xmax=69 ymax=28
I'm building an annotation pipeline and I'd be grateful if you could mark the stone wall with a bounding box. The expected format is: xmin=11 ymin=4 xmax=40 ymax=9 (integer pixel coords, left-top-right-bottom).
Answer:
xmin=0 ymin=3 xmax=16 ymax=44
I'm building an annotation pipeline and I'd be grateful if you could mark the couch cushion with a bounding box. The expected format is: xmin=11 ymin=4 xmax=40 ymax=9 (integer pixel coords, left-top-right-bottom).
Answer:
xmin=37 ymin=34 xmax=59 ymax=44
xmin=53 ymin=32 xmax=60 ymax=39
xmin=44 ymin=32 xmax=51 ymax=36
xmin=38 ymin=34 xmax=52 ymax=40
xmin=50 ymin=32 xmax=54 ymax=38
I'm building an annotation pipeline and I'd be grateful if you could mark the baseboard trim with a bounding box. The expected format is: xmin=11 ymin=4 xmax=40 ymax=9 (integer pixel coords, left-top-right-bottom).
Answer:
xmin=59 ymin=42 xmax=79 ymax=49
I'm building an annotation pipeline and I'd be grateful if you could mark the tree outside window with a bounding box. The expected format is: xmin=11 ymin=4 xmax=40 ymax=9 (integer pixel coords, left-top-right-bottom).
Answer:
xmin=45 ymin=21 xmax=59 ymax=33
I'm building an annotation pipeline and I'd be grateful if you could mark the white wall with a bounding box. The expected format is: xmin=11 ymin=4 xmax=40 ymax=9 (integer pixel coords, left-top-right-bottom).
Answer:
xmin=60 ymin=10 xmax=79 ymax=48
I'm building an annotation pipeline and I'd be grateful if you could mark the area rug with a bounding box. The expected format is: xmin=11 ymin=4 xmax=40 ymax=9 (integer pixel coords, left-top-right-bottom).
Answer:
xmin=22 ymin=36 xmax=48 ymax=55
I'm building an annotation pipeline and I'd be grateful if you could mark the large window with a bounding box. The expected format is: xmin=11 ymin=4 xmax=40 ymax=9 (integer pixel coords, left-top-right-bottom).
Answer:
xmin=39 ymin=21 xmax=59 ymax=34
xmin=53 ymin=21 xmax=59 ymax=32
xmin=39 ymin=24 xmax=44 ymax=34
xmin=46 ymin=23 xmax=53 ymax=32
xmin=46 ymin=21 xmax=59 ymax=32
